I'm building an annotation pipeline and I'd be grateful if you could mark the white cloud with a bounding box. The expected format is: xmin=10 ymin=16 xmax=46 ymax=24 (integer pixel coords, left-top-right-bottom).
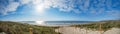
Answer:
xmin=0 ymin=0 xmax=120 ymax=16
xmin=0 ymin=5 xmax=6 ymax=15
xmin=0 ymin=0 xmax=20 ymax=15
xmin=7 ymin=2 xmax=20 ymax=12
xmin=106 ymin=10 xmax=120 ymax=17
xmin=19 ymin=0 xmax=31 ymax=4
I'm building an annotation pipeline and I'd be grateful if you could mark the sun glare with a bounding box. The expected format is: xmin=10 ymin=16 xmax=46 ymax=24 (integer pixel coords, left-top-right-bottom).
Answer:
xmin=35 ymin=4 xmax=45 ymax=13
xmin=36 ymin=21 xmax=44 ymax=24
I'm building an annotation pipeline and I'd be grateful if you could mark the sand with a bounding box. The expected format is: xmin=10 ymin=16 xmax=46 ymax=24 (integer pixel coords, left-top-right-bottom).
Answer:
xmin=55 ymin=27 xmax=120 ymax=34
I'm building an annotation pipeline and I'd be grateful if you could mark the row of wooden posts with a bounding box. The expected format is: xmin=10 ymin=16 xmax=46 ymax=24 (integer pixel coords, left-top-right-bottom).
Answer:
xmin=29 ymin=23 xmax=103 ymax=34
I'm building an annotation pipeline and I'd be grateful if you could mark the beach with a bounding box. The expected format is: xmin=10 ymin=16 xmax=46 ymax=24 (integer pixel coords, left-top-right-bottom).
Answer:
xmin=55 ymin=27 xmax=120 ymax=34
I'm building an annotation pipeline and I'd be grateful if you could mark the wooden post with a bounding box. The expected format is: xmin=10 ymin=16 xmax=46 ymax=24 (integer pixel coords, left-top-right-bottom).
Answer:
xmin=29 ymin=28 xmax=33 ymax=34
xmin=99 ymin=23 xmax=102 ymax=34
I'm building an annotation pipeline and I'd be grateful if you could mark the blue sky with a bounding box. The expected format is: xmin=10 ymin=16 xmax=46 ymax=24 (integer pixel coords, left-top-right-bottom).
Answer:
xmin=0 ymin=0 xmax=120 ymax=21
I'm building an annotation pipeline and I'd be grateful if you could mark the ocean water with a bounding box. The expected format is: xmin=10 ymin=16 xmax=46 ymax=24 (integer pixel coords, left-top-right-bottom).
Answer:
xmin=20 ymin=21 xmax=94 ymax=26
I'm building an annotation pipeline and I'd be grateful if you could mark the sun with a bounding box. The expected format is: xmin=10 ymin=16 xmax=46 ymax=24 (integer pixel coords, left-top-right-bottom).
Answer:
xmin=34 ymin=4 xmax=45 ymax=13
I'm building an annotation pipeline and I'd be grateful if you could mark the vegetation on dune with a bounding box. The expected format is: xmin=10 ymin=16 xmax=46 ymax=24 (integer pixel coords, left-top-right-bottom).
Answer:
xmin=0 ymin=20 xmax=119 ymax=34
xmin=0 ymin=21 xmax=60 ymax=34
xmin=71 ymin=20 xmax=120 ymax=31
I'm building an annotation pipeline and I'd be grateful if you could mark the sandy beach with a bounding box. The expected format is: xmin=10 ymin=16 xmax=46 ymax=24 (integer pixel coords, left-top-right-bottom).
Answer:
xmin=55 ymin=27 xmax=120 ymax=34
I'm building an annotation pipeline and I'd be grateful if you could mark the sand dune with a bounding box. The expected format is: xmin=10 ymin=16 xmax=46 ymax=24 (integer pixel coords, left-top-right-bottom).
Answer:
xmin=55 ymin=27 xmax=120 ymax=34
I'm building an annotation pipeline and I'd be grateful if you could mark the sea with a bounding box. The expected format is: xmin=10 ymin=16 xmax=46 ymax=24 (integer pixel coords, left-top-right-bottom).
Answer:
xmin=19 ymin=21 xmax=94 ymax=26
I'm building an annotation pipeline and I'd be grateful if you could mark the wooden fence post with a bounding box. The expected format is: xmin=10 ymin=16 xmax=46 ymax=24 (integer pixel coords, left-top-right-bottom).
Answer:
xmin=99 ymin=23 xmax=102 ymax=34
xmin=29 ymin=28 xmax=33 ymax=34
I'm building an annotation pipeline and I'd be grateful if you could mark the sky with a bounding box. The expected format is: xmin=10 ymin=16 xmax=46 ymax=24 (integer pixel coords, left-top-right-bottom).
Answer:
xmin=0 ymin=0 xmax=120 ymax=21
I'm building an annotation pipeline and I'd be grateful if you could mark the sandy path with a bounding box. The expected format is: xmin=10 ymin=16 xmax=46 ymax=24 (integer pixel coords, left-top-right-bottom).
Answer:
xmin=55 ymin=27 xmax=120 ymax=34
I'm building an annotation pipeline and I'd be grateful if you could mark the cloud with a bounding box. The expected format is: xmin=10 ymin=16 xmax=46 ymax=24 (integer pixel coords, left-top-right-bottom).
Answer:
xmin=7 ymin=2 xmax=20 ymax=12
xmin=36 ymin=0 xmax=119 ymax=15
xmin=0 ymin=0 xmax=20 ymax=15
xmin=19 ymin=0 xmax=31 ymax=4
xmin=106 ymin=10 xmax=120 ymax=17
xmin=0 ymin=0 xmax=120 ymax=16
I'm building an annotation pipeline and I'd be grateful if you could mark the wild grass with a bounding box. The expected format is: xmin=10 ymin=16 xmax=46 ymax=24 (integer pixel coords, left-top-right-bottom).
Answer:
xmin=0 ymin=21 xmax=60 ymax=34
xmin=71 ymin=20 xmax=120 ymax=31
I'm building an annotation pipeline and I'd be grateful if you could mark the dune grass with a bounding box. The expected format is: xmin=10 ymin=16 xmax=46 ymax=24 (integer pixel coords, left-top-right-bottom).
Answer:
xmin=0 ymin=21 xmax=60 ymax=34
xmin=0 ymin=20 xmax=119 ymax=34
xmin=71 ymin=20 xmax=120 ymax=31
